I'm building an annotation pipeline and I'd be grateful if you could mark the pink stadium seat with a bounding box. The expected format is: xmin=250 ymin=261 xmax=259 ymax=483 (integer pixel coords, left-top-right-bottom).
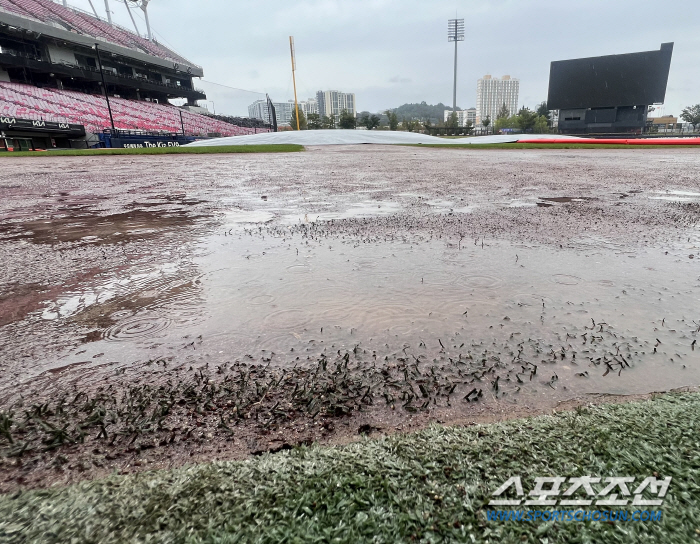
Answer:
xmin=0 ymin=0 xmax=39 ymax=20
xmin=0 ymin=2 xmax=265 ymax=137
xmin=0 ymin=82 xmax=267 ymax=136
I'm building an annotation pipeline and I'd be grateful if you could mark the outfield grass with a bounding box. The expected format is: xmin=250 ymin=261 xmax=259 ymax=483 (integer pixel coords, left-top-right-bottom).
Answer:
xmin=0 ymin=144 xmax=304 ymax=157
xmin=1 ymin=393 xmax=698 ymax=544
xmin=409 ymin=142 xmax=700 ymax=149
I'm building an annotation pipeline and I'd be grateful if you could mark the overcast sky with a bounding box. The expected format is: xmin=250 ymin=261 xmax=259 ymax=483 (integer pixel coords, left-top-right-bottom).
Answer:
xmin=69 ymin=0 xmax=699 ymax=118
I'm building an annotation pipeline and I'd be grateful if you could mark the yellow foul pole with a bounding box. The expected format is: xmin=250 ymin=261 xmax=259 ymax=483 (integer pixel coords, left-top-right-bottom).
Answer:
xmin=289 ymin=36 xmax=300 ymax=131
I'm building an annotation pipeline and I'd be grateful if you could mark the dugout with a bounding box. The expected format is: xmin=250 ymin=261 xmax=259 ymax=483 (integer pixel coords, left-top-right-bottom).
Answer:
xmin=98 ymin=129 xmax=196 ymax=148
xmin=0 ymin=117 xmax=86 ymax=150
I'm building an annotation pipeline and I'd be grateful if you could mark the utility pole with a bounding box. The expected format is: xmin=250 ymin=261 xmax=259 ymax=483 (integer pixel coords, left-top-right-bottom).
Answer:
xmin=447 ymin=18 xmax=464 ymax=117
xmin=179 ymin=109 xmax=185 ymax=135
xmin=289 ymin=36 xmax=300 ymax=131
xmin=94 ymin=43 xmax=116 ymax=134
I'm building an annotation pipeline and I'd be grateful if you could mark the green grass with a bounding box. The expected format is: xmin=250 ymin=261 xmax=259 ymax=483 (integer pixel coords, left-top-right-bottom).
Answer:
xmin=0 ymin=144 xmax=304 ymax=157
xmin=1 ymin=393 xmax=699 ymax=544
xmin=407 ymin=142 xmax=700 ymax=149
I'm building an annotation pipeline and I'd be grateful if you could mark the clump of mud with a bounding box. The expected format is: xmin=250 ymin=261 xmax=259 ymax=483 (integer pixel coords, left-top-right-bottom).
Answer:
xmin=0 ymin=318 xmax=659 ymax=490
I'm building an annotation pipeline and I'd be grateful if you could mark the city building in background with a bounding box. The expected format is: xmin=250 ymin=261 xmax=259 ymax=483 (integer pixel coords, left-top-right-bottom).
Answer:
xmin=443 ymin=108 xmax=476 ymax=127
xmin=248 ymin=98 xmax=317 ymax=126
xmin=247 ymin=100 xmax=269 ymax=123
xmin=316 ymin=90 xmax=356 ymax=123
xmin=249 ymin=91 xmax=355 ymax=126
xmin=475 ymin=75 xmax=519 ymax=124
xmin=648 ymin=115 xmax=679 ymax=133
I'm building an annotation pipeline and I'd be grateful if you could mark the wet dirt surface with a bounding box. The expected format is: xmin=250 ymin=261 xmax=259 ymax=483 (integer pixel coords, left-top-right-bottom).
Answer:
xmin=0 ymin=146 xmax=699 ymax=491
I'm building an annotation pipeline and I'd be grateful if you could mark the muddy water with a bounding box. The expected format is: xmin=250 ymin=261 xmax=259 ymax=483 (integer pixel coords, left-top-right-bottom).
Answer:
xmin=1 ymin=148 xmax=700 ymax=488
xmin=9 ymin=223 xmax=698 ymax=404
xmin=0 ymin=149 xmax=699 ymax=402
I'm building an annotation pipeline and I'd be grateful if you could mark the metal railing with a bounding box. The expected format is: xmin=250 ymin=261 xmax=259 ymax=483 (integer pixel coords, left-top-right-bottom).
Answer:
xmin=0 ymin=50 xmax=201 ymax=93
xmin=0 ymin=48 xmax=45 ymax=62
xmin=83 ymin=64 xmax=202 ymax=93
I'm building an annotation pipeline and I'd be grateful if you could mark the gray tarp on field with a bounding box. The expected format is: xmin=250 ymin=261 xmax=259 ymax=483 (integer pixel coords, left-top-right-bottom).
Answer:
xmin=185 ymin=130 xmax=589 ymax=147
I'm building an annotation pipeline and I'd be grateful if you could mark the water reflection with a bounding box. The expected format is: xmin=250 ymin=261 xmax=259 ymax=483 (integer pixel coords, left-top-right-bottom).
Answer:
xmin=6 ymin=227 xmax=696 ymax=408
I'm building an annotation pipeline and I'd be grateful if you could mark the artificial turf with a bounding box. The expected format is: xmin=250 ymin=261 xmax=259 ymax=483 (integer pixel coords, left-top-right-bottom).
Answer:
xmin=0 ymin=144 xmax=304 ymax=157
xmin=1 ymin=392 xmax=698 ymax=544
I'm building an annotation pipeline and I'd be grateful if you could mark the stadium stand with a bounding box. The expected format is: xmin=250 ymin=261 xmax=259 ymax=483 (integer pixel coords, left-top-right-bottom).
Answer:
xmin=0 ymin=81 xmax=261 ymax=135
xmin=0 ymin=0 xmax=191 ymax=65
xmin=0 ymin=0 xmax=270 ymax=144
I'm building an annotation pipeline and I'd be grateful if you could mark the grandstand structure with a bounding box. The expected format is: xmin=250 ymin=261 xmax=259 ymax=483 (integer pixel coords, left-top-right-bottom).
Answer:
xmin=0 ymin=0 xmax=266 ymax=148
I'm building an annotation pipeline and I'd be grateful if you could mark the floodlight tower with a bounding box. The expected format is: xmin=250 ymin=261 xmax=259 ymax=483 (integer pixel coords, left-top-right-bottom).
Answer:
xmin=447 ymin=18 xmax=464 ymax=115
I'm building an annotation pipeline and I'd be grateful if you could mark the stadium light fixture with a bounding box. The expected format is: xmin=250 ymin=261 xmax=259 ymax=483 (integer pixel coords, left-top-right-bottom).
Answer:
xmin=93 ymin=43 xmax=116 ymax=134
xmin=447 ymin=18 xmax=464 ymax=117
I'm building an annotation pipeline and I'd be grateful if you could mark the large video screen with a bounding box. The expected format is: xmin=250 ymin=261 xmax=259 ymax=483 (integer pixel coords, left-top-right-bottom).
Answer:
xmin=547 ymin=43 xmax=673 ymax=110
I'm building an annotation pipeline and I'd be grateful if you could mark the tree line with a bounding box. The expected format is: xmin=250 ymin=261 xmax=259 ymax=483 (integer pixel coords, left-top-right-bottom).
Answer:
xmin=288 ymin=102 xmax=554 ymax=133
xmin=288 ymin=101 xmax=700 ymax=133
xmin=388 ymin=101 xmax=553 ymax=134
xmin=680 ymin=105 xmax=700 ymax=131
xmin=288 ymin=109 xmax=381 ymax=130
xmin=484 ymin=102 xmax=551 ymax=133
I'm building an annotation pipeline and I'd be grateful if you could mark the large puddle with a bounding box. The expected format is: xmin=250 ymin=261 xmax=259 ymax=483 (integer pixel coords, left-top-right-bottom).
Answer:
xmin=2 ymin=150 xmax=700 ymax=487
xmin=5 ymin=216 xmax=698 ymax=409
xmin=1 ymin=149 xmax=700 ymax=415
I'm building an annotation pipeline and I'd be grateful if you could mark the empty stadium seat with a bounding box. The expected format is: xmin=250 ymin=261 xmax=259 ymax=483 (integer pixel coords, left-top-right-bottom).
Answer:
xmin=1 ymin=0 xmax=194 ymax=65
xmin=0 ymin=82 xmax=266 ymax=136
xmin=0 ymin=3 xmax=265 ymax=137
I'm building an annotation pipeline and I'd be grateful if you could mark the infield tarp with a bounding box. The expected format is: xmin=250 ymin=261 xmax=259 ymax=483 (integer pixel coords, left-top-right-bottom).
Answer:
xmin=185 ymin=131 xmax=590 ymax=147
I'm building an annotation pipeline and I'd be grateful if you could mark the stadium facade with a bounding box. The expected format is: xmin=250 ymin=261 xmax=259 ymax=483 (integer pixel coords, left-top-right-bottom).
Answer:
xmin=0 ymin=0 xmax=267 ymax=149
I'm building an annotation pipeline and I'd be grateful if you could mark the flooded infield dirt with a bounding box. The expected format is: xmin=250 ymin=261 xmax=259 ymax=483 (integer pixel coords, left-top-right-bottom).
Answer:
xmin=0 ymin=146 xmax=699 ymax=489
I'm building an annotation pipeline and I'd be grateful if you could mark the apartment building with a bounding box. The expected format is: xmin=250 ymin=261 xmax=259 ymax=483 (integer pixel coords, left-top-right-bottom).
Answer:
xmin=475 ymin=75 xmax=519 ymax=124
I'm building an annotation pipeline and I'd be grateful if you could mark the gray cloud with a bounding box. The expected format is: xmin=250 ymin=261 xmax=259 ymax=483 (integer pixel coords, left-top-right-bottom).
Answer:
xmin=69 ymin=0 xmax=700 ymax=118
